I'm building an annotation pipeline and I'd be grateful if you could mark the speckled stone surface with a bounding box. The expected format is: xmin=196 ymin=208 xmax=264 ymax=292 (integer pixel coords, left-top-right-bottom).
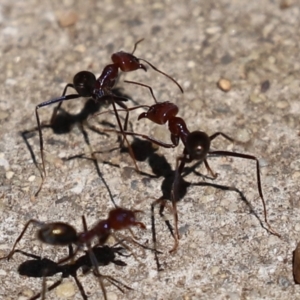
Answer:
xmin=0 ymin=1 xmax=299 ymax=299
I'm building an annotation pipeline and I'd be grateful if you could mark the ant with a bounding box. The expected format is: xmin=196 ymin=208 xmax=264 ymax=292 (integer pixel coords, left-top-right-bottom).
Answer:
xmin=0 ymin=207 xmax=146 ymax=300
xmin=102 ymin=85 xmax=281 ymax=253
xmin=14 ymin=243 xmax=130 ymax=300
xmin=35 ymin=39 xmax=183 ymax=195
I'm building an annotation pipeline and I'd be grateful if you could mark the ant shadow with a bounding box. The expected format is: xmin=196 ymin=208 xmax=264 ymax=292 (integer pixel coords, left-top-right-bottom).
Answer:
xmin=14 ymin=244 xmax=130 ymax=300
xmin=107 ymin=138 xmax=265 ymax=270
xmin=21 ymin=88 xmax=133 ymax=206
xmin=60 ymin=132 xmax=268 ymax=270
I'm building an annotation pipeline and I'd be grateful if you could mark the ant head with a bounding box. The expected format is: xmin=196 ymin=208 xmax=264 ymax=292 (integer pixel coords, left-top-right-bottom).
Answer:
xmin=186 ymin=131 xmax=210 ymax=161
xmin=111 ymin=52 xmax=147 ymax=73
xmin=37 ymin=222 xmax=78 ymax=246
xmin=138 ymin=102 xmax=178 ymax=125
xmin=108 ymin=207 xmax=146 ymax=231
xmin=73 ymin=71 xmax=96 ymax=97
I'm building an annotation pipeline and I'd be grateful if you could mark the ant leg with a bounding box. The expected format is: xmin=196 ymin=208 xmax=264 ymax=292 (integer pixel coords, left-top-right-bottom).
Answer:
xmin=77 ymin=122 xmax=117 ymax=208
xmin=206 ymin=132 xmax=236 ymax=180
xmin=57 ymin=247 xmax=80 ymax=265
xmin=93 ymin=104 xmax=150 ymax=118
xmin=121 ymin=236 xmax=162 ymax=254
xmin=115 ymin=99 xmax=130 ymax=148
xmin=110 ymin=233 xmax=144 ymax=264
xmin=50 ymin=83 xmax=75 ymax=126
xmin=94 ymin=272 xmax=132 ymax=293
xmin=190 ymin=181 xmax=265 ymax=229
xmin=204 ymin=159 xmax=218 ymax=179
xmin=127 ymin=228 xmax=140 ymax=240
xmin=208 ymin=150 xmax=281 ymax=237
xmin=111 ymin=100 xmax=140 ymax=173
xmin=169 ymin=202 xmax=179 ymax=253
xmin=30 ymin=278 xmax=64 ymax=300
xmin=151 ymin=198 xmax=165 ymax=271
xmin=41 ymin=275 xmax=47 ymax=300
xmin=124 ymin=80 xmax=158 ymax=103
xmin=81 ymin=215 xmax=108 ymax=300
xmin=13 ymin=249 xmax=41 ymax=260
xmin=103 ymin=128 xmax=177 ymax=148
xmin=73 ymin=274 xmax=88 ymax=300
xmin=0 ymin=219 xmax=42 ymax=260
xmin=169 ymin=155 xmax=189 ymax=252
xmin=35 ymin=93 xmax=81 ymax=196
xmin=209 ymin=132 xmax=235 ymax=143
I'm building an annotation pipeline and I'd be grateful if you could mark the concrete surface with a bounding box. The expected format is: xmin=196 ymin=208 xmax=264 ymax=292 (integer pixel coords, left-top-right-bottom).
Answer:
xmin=0 ymin=0 xmax=299 ymax=299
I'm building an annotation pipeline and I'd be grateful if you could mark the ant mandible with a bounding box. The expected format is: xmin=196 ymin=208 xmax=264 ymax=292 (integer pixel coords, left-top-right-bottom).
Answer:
xmin=15 ymin=243 xmax=130 ymax=300
xmin=103 ymin=84 xmax=281 ymax=252
xmin=0 ymin=207 xmax=145 ymax=300
xmin=35 ymin=39 xmax=183 ymax=195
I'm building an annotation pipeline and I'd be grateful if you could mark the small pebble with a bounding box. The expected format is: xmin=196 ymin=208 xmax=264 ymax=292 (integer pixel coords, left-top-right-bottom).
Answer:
xmin=106 ymin=292 xmax=118 ymax=300
xmin=250 ymin=92 xmax=266 ymax=103
xmin=0 ymin=269 xmax=6 ymax=275
xmin=280 ymin=0 xmax=293 ymax=9
xmin=206 ymin=26 xmax=222 ymax=34
xmin=187 ymin=60 xmax=195 ymax=68
xmin=294 ymin=223 xmax=300 ymax=232
xmin=211 ymin=266 xmax=220 ymax=275
xmin=217 ymin=78 xmax=231 ymax=92
xmin=56 ymin=281 xmax=75 ymax=298
xmin=20 ymin=288 xmax=34 ymax=298
xmin=236 ymin=128 xmax=251 ymax=143
xmin=74 ymin=44 xmax=86 ymax=53
xmin=276 ymin=100 xmax=289 ymax=109
xmin=28 ymin=175 xmax=36 ymax=182
xmin=292 ymin=171 xmax=300 ymax=180
xmin=56 ymin=10 xmax=78 ymax=27
xmin=18 ymin=297 xmax=29 ymax=300
xmin=6 ymin=171 xmax=14 ymax=179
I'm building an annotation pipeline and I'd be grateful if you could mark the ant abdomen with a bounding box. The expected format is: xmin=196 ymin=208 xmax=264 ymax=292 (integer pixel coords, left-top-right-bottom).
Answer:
xmin=73 ymin=71 xmax=96 ymax=97
xmin=111 ymin=52 xmax=147 ymax=72
xmin=138 ymin=102 xmax=179 ymax=124
xmin=37 ymin=223 xmax=77 ymax=246
xmin=186 ymin=131 xmax=211 ymax=161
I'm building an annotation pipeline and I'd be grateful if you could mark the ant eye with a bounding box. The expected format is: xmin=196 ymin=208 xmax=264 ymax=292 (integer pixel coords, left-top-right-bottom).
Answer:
xmin=73 ymin=71 xmax=96 ymax=97
xmin=186 ymin=131 xmax=210 ymax=160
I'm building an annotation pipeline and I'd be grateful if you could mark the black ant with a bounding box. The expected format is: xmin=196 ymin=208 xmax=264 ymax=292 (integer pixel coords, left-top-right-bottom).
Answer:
xmin=102 ymin=86 xmax=281 ymax=252
xmin=0 ymin=207 xmax=146 ymax=300
xmin=35 ymin=39 xmax=183 ymax=195
xmin=14 ymin=243 xmax=130 ymax=300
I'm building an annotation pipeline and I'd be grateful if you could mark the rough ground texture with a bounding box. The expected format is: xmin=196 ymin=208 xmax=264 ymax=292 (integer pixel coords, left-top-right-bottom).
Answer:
xmin=0 ymin=0 xmax=299 ymax=299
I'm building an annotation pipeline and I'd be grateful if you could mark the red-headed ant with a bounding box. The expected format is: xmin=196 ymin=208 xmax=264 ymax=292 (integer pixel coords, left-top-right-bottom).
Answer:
xmin=35 ymin=39 xmax=183 ymax=195
xmin=0 ymin=207 xmax=145 ymax=300
xmin=102 ymin=85 xmax=281 ymax=253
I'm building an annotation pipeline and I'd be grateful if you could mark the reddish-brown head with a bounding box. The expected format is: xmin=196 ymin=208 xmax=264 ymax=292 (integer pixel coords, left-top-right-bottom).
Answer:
xmin=138 ymin=102 xmax=179 ymax=125
xmin=111 ymin=52 xmax=147 ymax=72
xmin=108 ymin=207 xmax=146 ymax=231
